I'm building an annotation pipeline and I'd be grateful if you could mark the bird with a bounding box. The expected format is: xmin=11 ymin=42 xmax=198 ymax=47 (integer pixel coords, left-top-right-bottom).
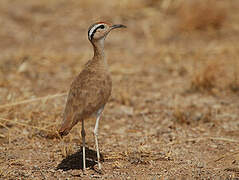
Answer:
xmin=58 ymin=22 xmax=126 ymax=171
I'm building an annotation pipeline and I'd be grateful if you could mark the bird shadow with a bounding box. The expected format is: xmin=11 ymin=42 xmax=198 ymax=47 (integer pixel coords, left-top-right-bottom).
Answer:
xmin=56 ymin=146 xmax=104 ymax=172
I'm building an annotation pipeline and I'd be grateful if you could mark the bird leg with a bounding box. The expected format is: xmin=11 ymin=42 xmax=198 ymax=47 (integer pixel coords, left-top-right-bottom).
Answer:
xmin=94 ymin=108 xmax=104 ymax=170
xmin=81 ymin=119 xmax=86 ymax=171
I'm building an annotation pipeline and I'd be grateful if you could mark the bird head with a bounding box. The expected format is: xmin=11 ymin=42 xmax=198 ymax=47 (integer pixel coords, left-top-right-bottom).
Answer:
xmin=88 ymin=22 xmax=126 ymax=42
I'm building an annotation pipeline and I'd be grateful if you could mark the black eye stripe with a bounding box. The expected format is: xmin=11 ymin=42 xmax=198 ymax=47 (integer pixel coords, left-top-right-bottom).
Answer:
xmin=89 ymin=25 xmax=105 ymax=40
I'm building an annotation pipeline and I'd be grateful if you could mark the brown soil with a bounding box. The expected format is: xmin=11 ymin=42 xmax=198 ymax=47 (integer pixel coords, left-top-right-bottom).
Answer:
xmin=0 ymin=0 xmax=239 ymax=179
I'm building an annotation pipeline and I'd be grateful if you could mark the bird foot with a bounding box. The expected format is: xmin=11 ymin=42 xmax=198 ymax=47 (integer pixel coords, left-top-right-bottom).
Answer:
xmin=82 ymin=167 xmax=90 ymax=175
xmin=94 ymin=165 xmax=105 ymax=174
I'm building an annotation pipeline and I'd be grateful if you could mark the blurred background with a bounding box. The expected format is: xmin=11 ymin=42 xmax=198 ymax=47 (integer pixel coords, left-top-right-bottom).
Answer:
xmin=0 ymin=0 xmax=239 ymax=179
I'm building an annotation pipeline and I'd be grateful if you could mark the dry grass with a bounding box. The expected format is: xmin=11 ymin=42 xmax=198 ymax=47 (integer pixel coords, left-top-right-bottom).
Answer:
xmin=191 ymin=60 xmax=225 ymax=93
xmin=189 ymin=54 xmax=239 ymax=94
xmin=0 ymin=0 xmax=239 ymax=179
xmin=176 ymin=0 xmax=227 ymax=32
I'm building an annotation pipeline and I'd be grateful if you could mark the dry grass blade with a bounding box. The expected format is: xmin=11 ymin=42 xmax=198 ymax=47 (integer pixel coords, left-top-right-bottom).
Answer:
xmin=0 ymin=121 xmax=9 ymax=130
xmin=0 ymin=93 xmax=67 ymax=109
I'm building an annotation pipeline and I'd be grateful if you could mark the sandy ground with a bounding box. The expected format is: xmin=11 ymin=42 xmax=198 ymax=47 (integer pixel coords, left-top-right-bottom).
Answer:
xmin=0 ymin=0 xmax=239 ymax=179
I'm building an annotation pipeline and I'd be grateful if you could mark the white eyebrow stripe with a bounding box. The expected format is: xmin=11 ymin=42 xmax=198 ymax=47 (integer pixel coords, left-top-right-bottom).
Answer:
xmin=88 ymin=23 xmax=105 ymax=40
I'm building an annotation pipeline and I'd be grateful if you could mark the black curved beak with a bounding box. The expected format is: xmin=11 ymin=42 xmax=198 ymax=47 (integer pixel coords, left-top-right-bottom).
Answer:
xmin=111 ymin=24 xmax=127 ymax=30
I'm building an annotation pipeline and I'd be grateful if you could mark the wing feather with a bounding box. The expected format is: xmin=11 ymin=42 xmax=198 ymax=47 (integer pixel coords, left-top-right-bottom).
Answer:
xmin=59 ymin=65 xmax=112 ymax=136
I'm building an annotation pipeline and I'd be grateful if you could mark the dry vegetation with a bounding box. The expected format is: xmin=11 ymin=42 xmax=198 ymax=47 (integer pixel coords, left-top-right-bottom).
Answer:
xmin=0 ymin=0 xmax=239 ymax=179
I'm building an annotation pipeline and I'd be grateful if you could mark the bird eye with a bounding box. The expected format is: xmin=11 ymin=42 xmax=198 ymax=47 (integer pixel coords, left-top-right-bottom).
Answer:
xmin=99 ymin=25 xmax=105 ymax=29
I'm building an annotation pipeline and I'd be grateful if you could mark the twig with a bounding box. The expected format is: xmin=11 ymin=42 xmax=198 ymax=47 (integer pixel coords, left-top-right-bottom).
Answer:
xmin=187 ymin=137 xmax=239 ymax=143
xmin=0 ymin=121 xmax=10 ymax=143
xmin=214 ymin=150 xmax=239 ymax=162
xmin=0 ymin=117 xmax=56 ymax=133
xmin=0 ymin=93 xmax=67 ymax=109
xmin=209 ymin=137 xmax=239 ymax=143
xmin=0 ymin=121 xmax=9 ymax=130
xmin=0 ymin=121 xmax=11 ymax=154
